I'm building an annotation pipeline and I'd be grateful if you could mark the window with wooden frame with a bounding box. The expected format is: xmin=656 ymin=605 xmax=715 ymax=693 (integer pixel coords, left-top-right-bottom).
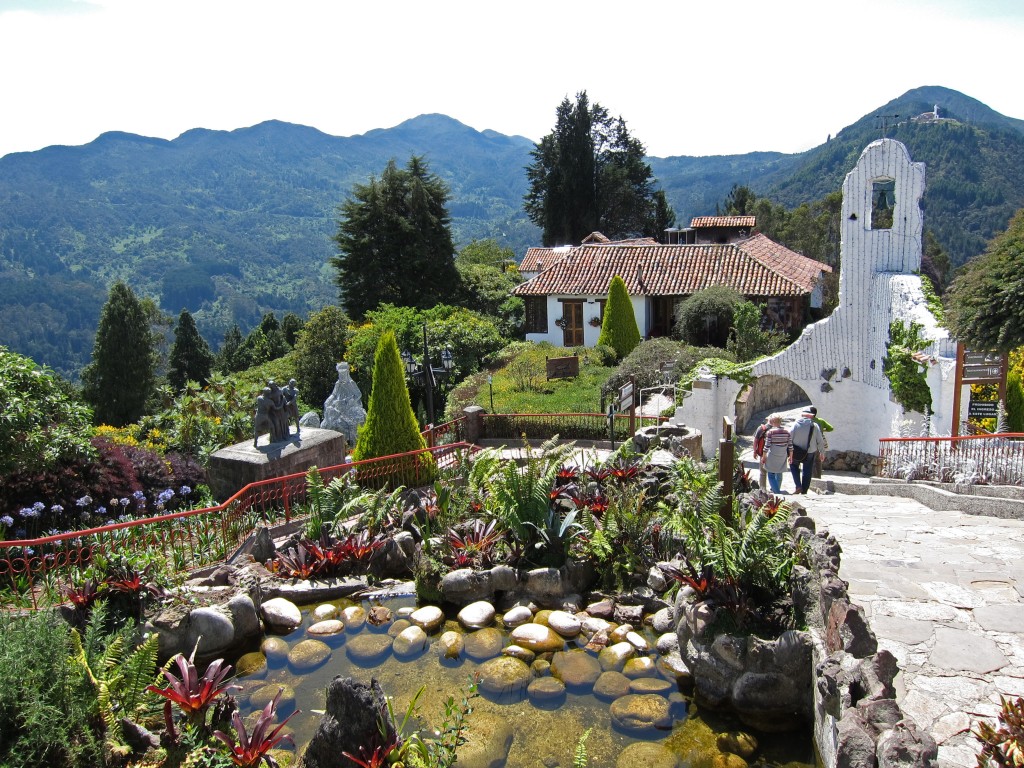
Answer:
xmin=524 ymin=297 xmax=548 ymax=333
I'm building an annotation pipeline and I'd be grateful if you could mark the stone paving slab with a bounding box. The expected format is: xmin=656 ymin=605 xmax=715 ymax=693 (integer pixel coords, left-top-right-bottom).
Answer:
xmin=798 ymin=492 xmax=1024 ymax=768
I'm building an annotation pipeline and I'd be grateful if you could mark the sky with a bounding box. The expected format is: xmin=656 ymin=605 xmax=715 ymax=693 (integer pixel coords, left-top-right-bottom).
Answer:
xmin=1 ymin=0 xmax=1023 ymax=161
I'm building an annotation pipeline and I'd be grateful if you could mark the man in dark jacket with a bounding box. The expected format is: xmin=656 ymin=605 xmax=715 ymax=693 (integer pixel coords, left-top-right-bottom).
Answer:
xmin=788 ymin=408 xmax=827 ymax=494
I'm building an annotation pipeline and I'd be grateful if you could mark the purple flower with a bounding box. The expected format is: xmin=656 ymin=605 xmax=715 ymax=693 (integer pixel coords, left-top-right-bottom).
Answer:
xmin=0 ymin=515 xmax=14 ymax=527
xmin=31 ymin=502 xmax=45 ymax=513
xmin=156 ymin=489 xmax=175 ymax=506
xmin=50 ymin=504 xmax=64 ymax=514
xmin=96 ymin=506 xmax=107 ymax=517
xmin=179 ymin=485 xmax=192 ymax=496
xmin=19 ymin=507 xmax=40 ymax=519
xmin=119 ymin=498 xmax=130 ymax=507
xmin=132 ymin=490 xmax=146 ymax=501
xmin=76 ymin=495 xmax=92 ymax=508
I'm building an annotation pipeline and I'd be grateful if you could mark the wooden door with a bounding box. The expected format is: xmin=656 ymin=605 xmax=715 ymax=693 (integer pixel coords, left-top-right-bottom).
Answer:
xmin=561 ymin=300 xmax=583 ymax=347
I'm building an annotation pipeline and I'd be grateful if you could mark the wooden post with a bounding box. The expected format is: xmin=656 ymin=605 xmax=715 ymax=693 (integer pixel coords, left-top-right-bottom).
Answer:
xmin=951 ymin=342 xmax=964 ymax=438
xmin=719 ymin=416 xmax=734 ymax=522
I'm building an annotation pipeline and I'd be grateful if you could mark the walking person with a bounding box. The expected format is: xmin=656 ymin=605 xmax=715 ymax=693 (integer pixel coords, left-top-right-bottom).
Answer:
xmin=751 ymin=415 xmax=770 ymax=490
xmin=761 ymin=414 xmax=792 ymax=494
xmin=789 ymin=407 xmax=827 ymax=494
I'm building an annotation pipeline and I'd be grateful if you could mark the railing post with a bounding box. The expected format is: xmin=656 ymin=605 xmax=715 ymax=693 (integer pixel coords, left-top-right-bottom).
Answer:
xmin=282 ymin=477 xmax=291 ymax=524
xmin=719 ymin=417 xmax=734 ymax=523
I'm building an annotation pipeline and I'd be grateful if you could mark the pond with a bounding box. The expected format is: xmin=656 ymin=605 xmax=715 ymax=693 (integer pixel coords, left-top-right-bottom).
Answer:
xmin=229 ymin=593 xmax=817 ymax=768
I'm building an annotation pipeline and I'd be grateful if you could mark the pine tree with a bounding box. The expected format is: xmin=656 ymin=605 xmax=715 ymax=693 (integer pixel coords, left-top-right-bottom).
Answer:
xmin=332 ymin=155 xmax=460 ymax=320
xmin=217 ymin=324 xmax=245 ymax=373
xmin=353 ymin=330 xmax=427 ymax=463
xmin=597 ymin=275 xmax=641 ymax=360
xmin=524 ymin=91 xmax=675 ymax=246
xmin=168 ymin=309 xmax=214 ymax=390
xmin=81 ymin=281 xmax=156 ymax=426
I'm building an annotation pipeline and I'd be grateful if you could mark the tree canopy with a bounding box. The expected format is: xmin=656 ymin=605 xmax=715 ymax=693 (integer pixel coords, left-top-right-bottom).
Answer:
xmin=81 ymin=281 xmax=157 ymax=426
xmin=332 ymin=155 xmax=461 ymax=320
xmin=168 ymin=308 xmax=214 ymax=391
xmin=524 ymin=91 xmax=674 ymax=246
xmin=945 ymin=208 xmax=1024 ymax=353
xmin=294 ymin=305 xmax=350 ymax=409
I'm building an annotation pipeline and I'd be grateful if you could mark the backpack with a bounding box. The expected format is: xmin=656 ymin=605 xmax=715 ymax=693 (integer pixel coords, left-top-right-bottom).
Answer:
xmin=753 ymin=422 xmax=768 ymax=458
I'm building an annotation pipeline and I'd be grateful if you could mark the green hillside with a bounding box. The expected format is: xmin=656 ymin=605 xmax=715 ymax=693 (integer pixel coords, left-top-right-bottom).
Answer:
xmin=1 ymin=87 xmax=1021 ymax=381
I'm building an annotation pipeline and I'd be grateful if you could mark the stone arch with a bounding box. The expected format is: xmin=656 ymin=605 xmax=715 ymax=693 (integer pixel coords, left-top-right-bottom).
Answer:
xmin=735 ymin=375 xmax=812 ymax=433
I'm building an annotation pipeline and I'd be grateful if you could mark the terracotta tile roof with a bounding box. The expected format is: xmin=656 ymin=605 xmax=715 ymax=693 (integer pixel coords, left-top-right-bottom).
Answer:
xmin=513 ymin=234 xmax=831 ymax=298
xmin=518 ymin=235 xmax=658 ymax=272
xmin=689 ymin=216 xmax=756 ymax=228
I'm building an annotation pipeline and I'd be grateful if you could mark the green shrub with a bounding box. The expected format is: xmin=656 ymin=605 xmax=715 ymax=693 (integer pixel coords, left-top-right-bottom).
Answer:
xmin=1008 ymin=368 xmax=1024 ymax=433
xmin=674 ymin=285 xmax=743 ymax=347
xmin=883 ymin=320 xmax=932 ymax=415
xmin=0 ymin=611 xmax=103 ymax=767
xmin=602 ymin=338 xmax=686 ymax=403
xmin=597 ymin=275 xmax=641 ymax=360
xmin=294 ymin=305 xmax=350 ymax=411
xmin=727 ymin=301 xmax=787 ymax=362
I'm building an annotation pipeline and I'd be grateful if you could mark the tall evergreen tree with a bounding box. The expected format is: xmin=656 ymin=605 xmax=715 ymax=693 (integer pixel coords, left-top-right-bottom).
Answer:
xmin=524 ymin=91 xmax=675 ymax=246
xmin=217 ymin=324 xmax=245 ymax=373
xmin=168 ymin=309 xmax=214 ymax=390
xmin=81 ymin=281 xmax=156 ymax=426
xmin=597 ymin=275 xmax=641 ymax=360
xmin=353 ymin=330 xmax=427 ymax=462
xmin=332 ymin=155 xmax=460 ymax=320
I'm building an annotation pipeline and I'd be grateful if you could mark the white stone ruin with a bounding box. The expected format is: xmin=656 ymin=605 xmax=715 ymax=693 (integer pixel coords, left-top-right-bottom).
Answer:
xmin=679 ymin=139 xmax=957 ymax=456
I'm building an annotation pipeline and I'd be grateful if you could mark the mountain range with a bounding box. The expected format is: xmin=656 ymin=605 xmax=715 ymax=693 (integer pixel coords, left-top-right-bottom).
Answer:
xmin=1 ymin=85 xmax=1022 ymax=381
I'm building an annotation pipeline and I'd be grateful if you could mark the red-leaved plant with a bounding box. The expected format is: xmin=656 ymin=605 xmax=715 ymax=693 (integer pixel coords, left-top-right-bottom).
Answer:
xmin=147 ymin=646 xmax=238 ymax=739
xmin=214 ymin=688 xmax=297 ymax=768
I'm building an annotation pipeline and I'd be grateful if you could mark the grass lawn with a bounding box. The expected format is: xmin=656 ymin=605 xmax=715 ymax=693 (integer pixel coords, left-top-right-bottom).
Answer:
xmin=449 ymin=342 xmax=617 ymax=417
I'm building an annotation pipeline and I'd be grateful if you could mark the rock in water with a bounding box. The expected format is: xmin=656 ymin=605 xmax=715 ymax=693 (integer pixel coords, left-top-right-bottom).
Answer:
xmin=303 ymin=677 xmax=396 ymax=768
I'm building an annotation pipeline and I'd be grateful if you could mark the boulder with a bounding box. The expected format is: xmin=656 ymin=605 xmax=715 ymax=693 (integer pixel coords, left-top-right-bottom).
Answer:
xmin=438 ymin=631 xmax=465 ymax=660
xmin=288 ymin=639 xmax=331 ymax=672
xmin=450 ymin=710 xmax=514 ymax=768
xmin=623 ymin=656 xmax=657 ymax=678
xmin=502 ymin=645 xmax=535 ymax=664
xmin=476 ymin=656 xmax=532 ymax=697
xmin=392 ymin=626 xmax=429 ymax=659
xmin=528 ymin=676 xmax=566 ymax=704
xmin=261 ymin=636 xmax=290 ymax=665
xmin=464 ymin=627 xmax=504 ymax=661
xmin=409 ymin=605 xmax=445 ymax=632
xmin=340 ymin=606 xmax=367 ymax=631
xmin=717 ymin=731 xmax=758 ymax=759
xmin=609 ymin=694 xmax=673 ymax=733
xmin=509 ymin=623 xmax=565 ymax=653
xmin=458 ymin=601 xmax=496 ymax=630
xmin=312 ymin=604 xmax=339 ymax=621
xmin=303 ymin=677 xmax=395 ymax=768
xmin=547 ymin=610 xmax=582 ymax=638
xmin=346 ymin=635 xmax=392 ymax=665
xmin=502 ymin=606 xmax=533 ymax=628
xmin=594 ymin=671 xmax=632 ymax=701
xmin=616 ymin=742 xmax=679 ymax=768
xmin=307 ymin=619 xmax=345 ymax=638
xmin=441 ymin=568 xmax=494 ymax=604
xmin=629 ymin=677 xmax=674 ymax=696
xmin=262 ymin=597 xmax=301 ymax=631
xmin=598 ymin=642 xmax=637 ymax=673
xmin=550 ymin=650 xmax=602 ymax=691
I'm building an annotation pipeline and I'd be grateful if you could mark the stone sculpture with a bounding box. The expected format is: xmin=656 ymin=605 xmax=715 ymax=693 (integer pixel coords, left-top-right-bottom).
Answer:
xmin=321 ymin=362 xmax=366 ymax=445
xmin=254 ymin=379 xmax=298 ymax=447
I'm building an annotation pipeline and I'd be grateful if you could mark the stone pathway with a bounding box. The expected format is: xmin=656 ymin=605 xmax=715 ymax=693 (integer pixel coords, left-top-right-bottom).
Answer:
xmin=798 ymin=492 xmax=1024 ymax=768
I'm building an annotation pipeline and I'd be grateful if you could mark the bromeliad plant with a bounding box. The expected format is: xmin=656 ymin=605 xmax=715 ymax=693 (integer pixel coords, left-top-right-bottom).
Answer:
xmin=214 ymin=687 xmax=297 ymax=768
xmin=147 ymin=646 xmax=239 ymax=740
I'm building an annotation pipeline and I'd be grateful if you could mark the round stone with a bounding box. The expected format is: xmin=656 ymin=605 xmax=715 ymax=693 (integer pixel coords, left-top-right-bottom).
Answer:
xmin=656 ymin=632 xmax=680 ymax=655
xmin=629 ymin=677 xmax=674 ymax=696
xmin=623 ymin=656 xmax=657 ymax=678
xmin=410 ymin=605 xmax=445 ymax=632
xmin=598 ymin=641 xmax=636 ymax=672
xmin=502 ymin=606 xmax=533 ymax=628
xmin=609 ymin=694 xmax=673 ymax=733
xmin=509 ymin=623 xmax=565 ymax=653
xmin=581 ymin=617 xmax=614 ymax=636
xmin=458 ymin=601 xmax=496 ymax=630
xmin=464 ymin=627 xmax=504 ymax=660
xmin=476 ymin=656 xmax=532 ymax=697
xmin=260 ymin=636 xmax=290 ymax=665
xmin=531 ymin=659 xmax=551 ymax=677
xmin=717 ymin=731 xmax=758 ymax=759
xmin=550 ymin=650 xmax=602 ymax=691
xmin=346 ymin=634 xmax=392 ymax=665
xmin=261 ymin=597 xmax=301 ymax=631
xmin=609 ymin=624 xmax=633 ymax=644
xmin=438 ymin=630 xmax=464 ymax=660
xmin=651 ymin=607 xmax=675 ymax=634
xmin=387 ymin=618 xmax=412 ymax=638
xmin=288 ymin=639 xmax=331 ymax=671
xmin=502 ymin=645 xmax=536 ymax=664
xmin=312 ymin=603 xmax=338 ymax=621
xmin=625 ymin=631 xmax=650 ymax=653
xmin=528 ymin=676 xmax=566 ymax=703
xmin=250 ymin=683 xmax=296 ymax=714
xmin=616 ymin=742 xmax=679 ymax=768
xmin=396 ymin=606 xmax=415 ymax=618
xmin=307 ymin=619 xmax=345 ymax=637
xmin=547 ymin=610 xmax=582 ymax=638
xmin=235 ymin=651 xmax=267 ymax=678
xmin=712 ymin=753 xmax=749 ymax=768
xmin=392 ymin=625 xmax=429 ymax=658
xmin=340 ymin=606 xmax=367 ymax=631
xmin=532 ymin=609 xmax=553 ymax=626
xmin=594 ymin=671 xmax=632 ymax=701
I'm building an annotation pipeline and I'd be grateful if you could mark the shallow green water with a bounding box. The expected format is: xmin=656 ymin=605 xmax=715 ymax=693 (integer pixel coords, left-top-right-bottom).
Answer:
xmin=231 ymin=595 xmax=816 ymax=768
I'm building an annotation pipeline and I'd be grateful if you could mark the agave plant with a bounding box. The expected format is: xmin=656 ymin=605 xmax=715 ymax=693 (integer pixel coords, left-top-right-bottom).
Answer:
xmin=214 ymin=687 xmax=297 ymax=768
xmin=147 ymin=647 xmax=238 ymax=735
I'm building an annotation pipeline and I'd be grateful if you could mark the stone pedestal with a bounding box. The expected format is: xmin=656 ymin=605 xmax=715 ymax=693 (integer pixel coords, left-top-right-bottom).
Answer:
xmin=207 ymin=427 xmax=347 ymax=502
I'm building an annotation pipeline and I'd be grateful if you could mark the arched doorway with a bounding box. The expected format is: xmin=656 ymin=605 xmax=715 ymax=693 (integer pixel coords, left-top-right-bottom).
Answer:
xmin=736 ymin=375 xmax=812 ymax=433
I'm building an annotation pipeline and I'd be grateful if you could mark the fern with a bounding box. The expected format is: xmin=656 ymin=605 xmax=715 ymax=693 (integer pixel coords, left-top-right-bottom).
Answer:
xmin=573 ymin=728 xmax=591 ymax=768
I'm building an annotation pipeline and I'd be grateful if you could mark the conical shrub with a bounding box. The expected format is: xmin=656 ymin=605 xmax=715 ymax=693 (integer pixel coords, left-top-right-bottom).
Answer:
xmin=597 ymin=275 xmax=641 ymax=360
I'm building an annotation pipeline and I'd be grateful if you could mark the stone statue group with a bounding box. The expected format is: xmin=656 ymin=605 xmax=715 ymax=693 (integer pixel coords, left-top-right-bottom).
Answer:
xmin=254 ymin=379 xmax=301 ymax=447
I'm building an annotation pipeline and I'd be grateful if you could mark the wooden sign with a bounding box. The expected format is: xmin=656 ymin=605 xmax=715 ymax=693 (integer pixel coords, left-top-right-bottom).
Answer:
xmin=546 ymin=355 xmax=579 ymax=380
xmin=618 ymin=379 xmax=634 ymax=411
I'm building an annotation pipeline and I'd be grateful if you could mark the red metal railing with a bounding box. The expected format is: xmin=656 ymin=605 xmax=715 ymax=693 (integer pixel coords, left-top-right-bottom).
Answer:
xmin=481 ymin=412 xmax=666 ymax=442
xmin=423 ymin=416 xmax=467 ymax=447
xmin=0 ymin=443 xmax=472 ymax=610
xmin=878 ymin=433 xmax=1024 ymax=485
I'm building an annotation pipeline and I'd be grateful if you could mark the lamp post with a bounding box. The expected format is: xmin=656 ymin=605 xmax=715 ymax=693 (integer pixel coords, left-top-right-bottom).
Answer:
xmin=401 ymin=324 xmax=454 ymax=427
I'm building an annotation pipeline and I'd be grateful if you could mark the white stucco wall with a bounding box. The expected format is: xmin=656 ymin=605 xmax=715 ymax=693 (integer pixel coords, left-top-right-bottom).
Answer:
xmin=741 ymin=139 xmax=955 ymax=455
xmin=524 ymin=295 xmax=649 ymax=348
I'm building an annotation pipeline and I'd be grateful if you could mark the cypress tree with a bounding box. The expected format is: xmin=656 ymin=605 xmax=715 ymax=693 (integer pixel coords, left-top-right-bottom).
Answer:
xmin=168 ymin=309 xmax=214 ymax=390
xmin=597 ymin=275 xmax=641 ymax=360
xmin=81 ymin=281 xmax=156 ymax=426
xmin=353 ymin=330 xmax=427 ymax=462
